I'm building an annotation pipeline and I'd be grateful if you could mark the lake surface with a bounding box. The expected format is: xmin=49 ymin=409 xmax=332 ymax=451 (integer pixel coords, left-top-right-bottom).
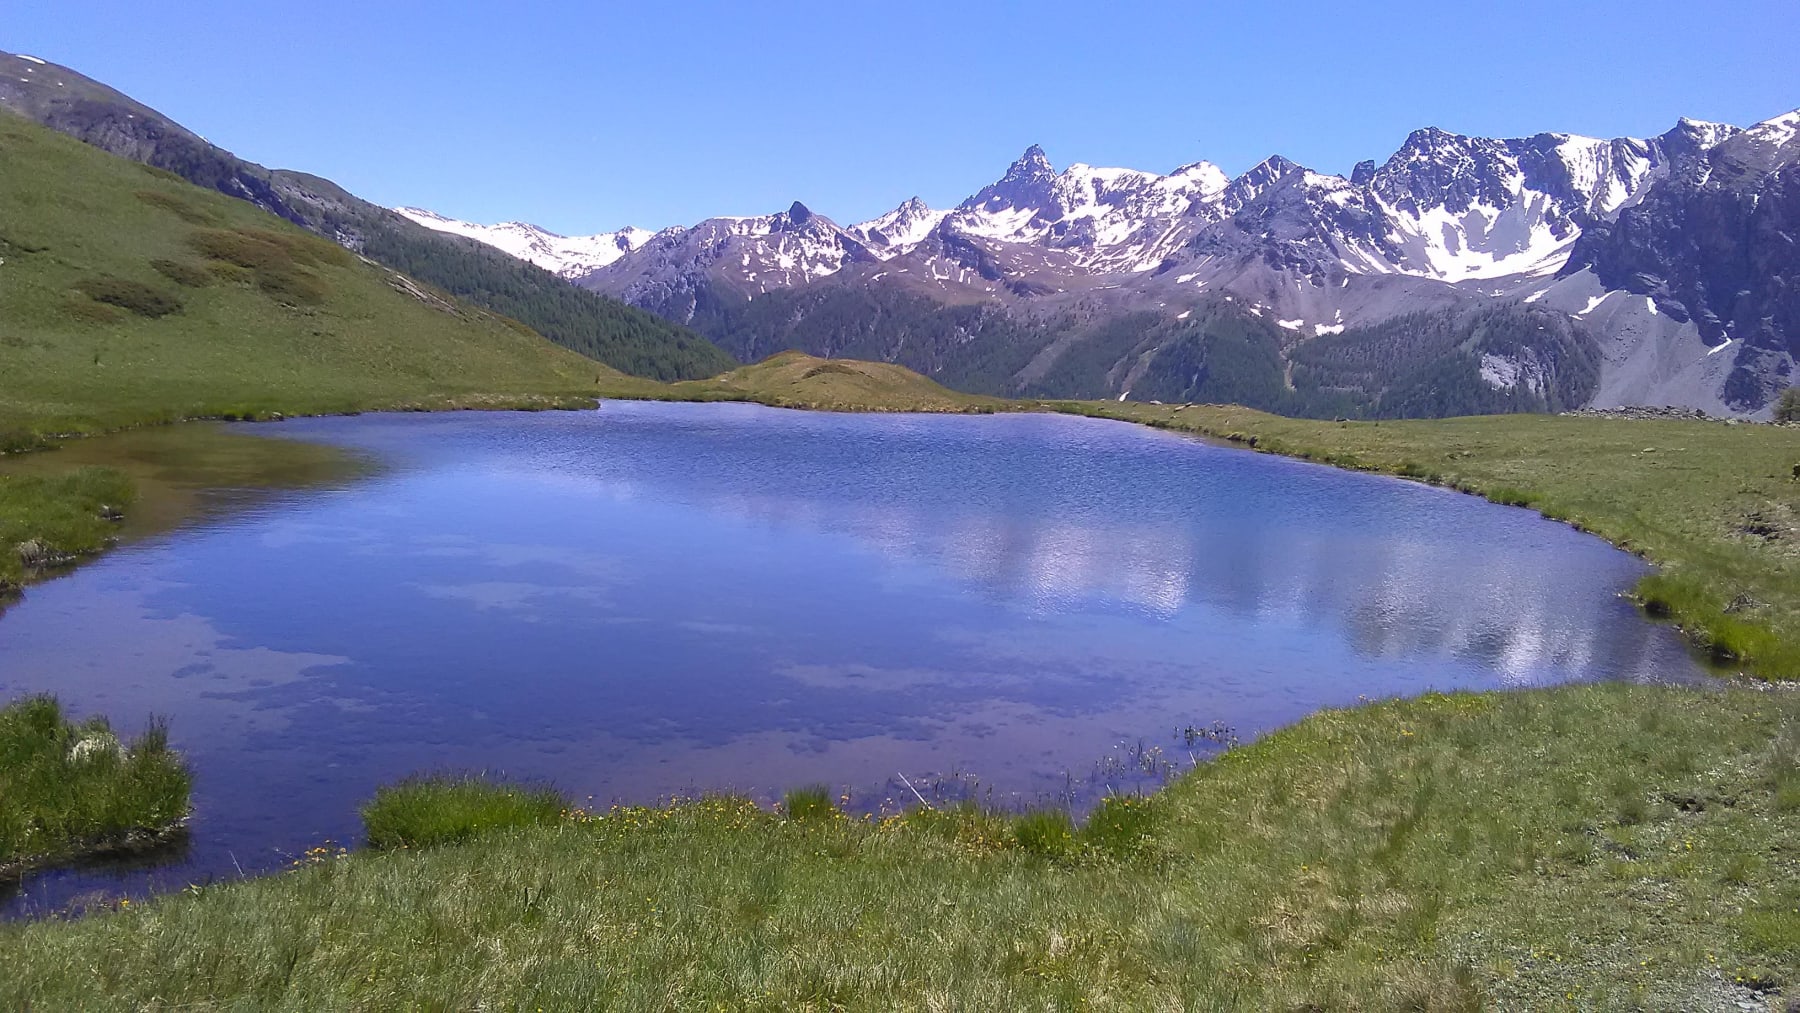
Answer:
xmin=0 ymin=402 xmax=1703 ymax=913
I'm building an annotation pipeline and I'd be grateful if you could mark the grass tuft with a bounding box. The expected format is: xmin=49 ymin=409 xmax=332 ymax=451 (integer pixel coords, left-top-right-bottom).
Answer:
xmin=780 ymin=784 xmax=838 ymax=822
xmin=361 ymin=775 xmax=566 ymax=850
xmin=1010 ymin=807 xmax=1077 ymax=859
xmin=1078 ymin=793 xmax=1162 ymax=858
xmin=0 ymin=695 xmax=190 ymax=874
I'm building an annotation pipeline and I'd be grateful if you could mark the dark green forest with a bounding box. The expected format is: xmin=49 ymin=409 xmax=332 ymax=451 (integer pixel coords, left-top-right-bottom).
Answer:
xmin=358 ymin=227 xmax=734 ymax=381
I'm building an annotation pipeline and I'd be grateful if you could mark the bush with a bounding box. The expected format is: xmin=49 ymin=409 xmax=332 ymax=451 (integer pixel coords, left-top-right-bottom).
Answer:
xmin=362 ymin=775 xmax=566 ymax=850
xmin=71 ymin=276 xmax=183 ymax=318
xmin=150 ymin=259 xmax=214 ymax=288
xmin=189 ymin=226 xmax=350 ymax=271
xmin=189 ymin=228 xmax=299 ymax=272
xmin=206 ymin=261 xmax=256 ymax=285
xmin=189 ymin=227 xmax=339 ymax=305
xmin=61 ymin=297 xmax=125 ymax=326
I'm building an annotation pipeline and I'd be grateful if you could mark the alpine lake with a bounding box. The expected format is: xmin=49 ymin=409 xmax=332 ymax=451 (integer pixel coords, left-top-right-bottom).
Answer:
xmin=0 ymin=401 xmax=1705 ymax=914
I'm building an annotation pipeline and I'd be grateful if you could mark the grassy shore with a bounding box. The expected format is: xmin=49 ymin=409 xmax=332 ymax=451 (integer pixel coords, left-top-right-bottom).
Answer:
xmin=1 ymin=685 xmax=1795 ymax=1007
xmin=0 ymin=697 xmax=191 ymax=880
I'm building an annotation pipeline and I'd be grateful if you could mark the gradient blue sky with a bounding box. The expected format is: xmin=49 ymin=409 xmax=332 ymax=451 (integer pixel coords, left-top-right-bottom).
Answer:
xmin=9 ymin=1 xmax=1796 ymax=234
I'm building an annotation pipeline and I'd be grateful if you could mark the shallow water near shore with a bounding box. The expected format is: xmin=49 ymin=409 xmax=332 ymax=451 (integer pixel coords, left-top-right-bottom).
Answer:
xmin=0 ymin=401 xmax=1705 ymax=915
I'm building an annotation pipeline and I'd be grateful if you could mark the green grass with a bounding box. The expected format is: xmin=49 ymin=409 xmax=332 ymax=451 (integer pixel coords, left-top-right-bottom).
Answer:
xmin=2 ymin=685 xmax=1795 ymax=1007
xmin=0 ymin=696 xmax=191 ymax=877
xmin=361 ymin=776 xmax=567 ymax=851
xmin=0 ymin=466 xmax=133 ymax=591
xmin=0 ymin=112 xmax=615 ymax=441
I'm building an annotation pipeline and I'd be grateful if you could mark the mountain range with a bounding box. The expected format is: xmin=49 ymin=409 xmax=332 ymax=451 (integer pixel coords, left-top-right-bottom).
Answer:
xmin=4 ymin=46 xmax=1794 ymax=418
xmin=412 ymin=112 xmax=1800 ymax=418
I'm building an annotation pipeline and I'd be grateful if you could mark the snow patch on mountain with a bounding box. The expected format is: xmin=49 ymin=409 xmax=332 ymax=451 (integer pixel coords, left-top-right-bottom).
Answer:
xmin=395 ymin=207 xmax=652 ymax=279
xmin=1746 ymin=109 xmax=1800 ymax=148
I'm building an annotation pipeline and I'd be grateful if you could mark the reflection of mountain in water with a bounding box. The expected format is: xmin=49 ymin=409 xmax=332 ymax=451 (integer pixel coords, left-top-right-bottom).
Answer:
xmin=525 ymin=405 xmax=1667 ymax=686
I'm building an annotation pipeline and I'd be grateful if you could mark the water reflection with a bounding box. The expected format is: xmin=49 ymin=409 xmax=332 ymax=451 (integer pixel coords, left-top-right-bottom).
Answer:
xmin=0 ymin=402 xmax=1700 ymax=914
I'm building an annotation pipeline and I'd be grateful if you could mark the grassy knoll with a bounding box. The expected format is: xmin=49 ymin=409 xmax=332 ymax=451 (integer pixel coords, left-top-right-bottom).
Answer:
xmin=0 ymin=697 xmax=190 ymax=879
xmin=660 ymin=350 xmax=1005 ymax=413
xmin=2 ymin=685 xmax=1795 ymax=1007
xmin=0 ymin=112 xmax=610 ymax=441
xmin=1061 ymin=401 xmax=1800 ymax=680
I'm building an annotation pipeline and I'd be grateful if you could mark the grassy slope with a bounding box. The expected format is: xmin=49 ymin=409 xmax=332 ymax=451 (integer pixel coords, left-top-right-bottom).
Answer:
xmin=0 ymin=49 xmax=734 ymax=383
xmin=0 ymin=112 xmax=611 ymax=438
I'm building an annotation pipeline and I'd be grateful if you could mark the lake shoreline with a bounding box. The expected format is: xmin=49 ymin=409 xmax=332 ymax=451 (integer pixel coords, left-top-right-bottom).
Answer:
xmin=8 ymin=360 xmax=1791 ymax=679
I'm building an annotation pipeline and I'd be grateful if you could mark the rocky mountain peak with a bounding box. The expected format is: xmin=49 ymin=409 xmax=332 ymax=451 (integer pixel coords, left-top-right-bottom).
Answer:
xmin=960 ymin=145 xmax=1060 ymax=215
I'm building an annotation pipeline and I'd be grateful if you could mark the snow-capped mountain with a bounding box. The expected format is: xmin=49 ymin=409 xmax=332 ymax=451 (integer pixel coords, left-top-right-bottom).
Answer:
xmin=394 ymin=207 xmax=652 ymax=279
xmin=407 ymin=107 xmax=1800 ymax=417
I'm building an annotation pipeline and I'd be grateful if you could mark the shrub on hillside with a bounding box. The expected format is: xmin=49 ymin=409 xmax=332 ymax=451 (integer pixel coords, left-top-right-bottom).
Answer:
xmin=71 ymin=276 xmax=182 ymax=318
xmin=61 ymin=297 xmax=125 ymax=326
xmin=134 ymin=189 xmax=218 ymax=225
xmin=150 ymin=259 xmax=213 ymax=288
xmin=257 ymin=265 xmax=329 ymax=305
xmin=190 ymin=225 xmax=349 ymax=271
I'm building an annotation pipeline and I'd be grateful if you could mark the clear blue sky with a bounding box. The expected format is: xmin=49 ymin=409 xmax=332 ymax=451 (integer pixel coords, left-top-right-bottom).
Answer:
xmin=9 ymin=0 xmax=1796 ymax=234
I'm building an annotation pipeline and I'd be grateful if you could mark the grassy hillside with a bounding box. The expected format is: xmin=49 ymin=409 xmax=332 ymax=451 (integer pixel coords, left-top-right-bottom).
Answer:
xmin=0 ymin=113 xmax=610 ymax=437
xmin=0 ymin=50 xmax=734 ymax=382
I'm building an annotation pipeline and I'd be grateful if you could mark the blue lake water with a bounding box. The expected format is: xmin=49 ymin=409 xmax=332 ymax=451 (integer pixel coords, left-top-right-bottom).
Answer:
xmin=0 ymin=401 xmax=1702 ymax=913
